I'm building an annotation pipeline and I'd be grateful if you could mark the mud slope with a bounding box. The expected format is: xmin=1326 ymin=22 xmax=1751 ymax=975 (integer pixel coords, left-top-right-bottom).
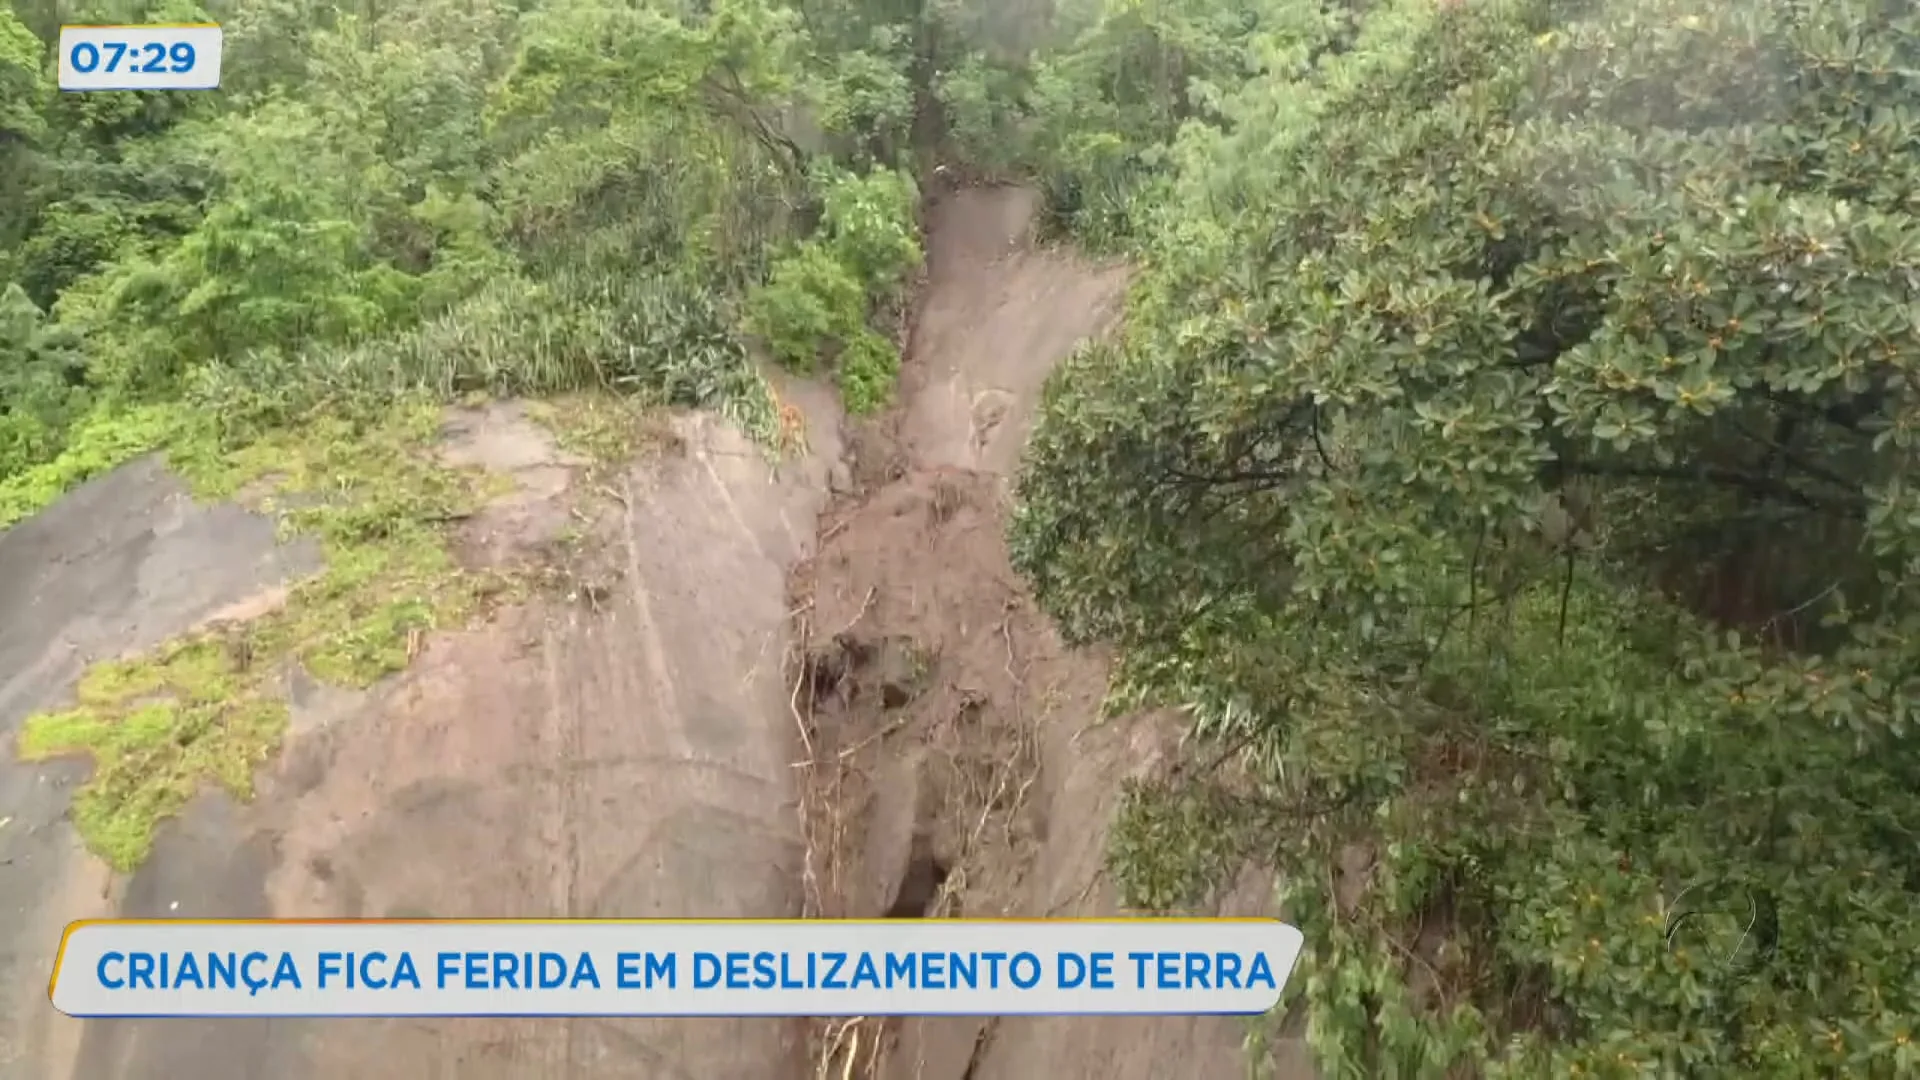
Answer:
xmin=1 ymin=187 xmax=1312 ymax=1080
xmin=794 ymin=186 xmax=1317 ymax=1080
xmin=0 ymin=459 xmax=322 ymax=1080
xmin=3 ymin=387 xmax=846 ymax=1080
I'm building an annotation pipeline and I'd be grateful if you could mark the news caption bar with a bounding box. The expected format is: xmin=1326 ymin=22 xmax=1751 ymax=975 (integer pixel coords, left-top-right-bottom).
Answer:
xmin=50 ymin=919 xmax=1304 ymax=1018
xmin=58 ymin=24 xmax=223 ymax=91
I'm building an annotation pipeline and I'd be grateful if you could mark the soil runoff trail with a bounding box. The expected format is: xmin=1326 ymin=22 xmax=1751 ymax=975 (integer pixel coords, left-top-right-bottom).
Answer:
xmin=0 ymin=185 xmax=1316 ymax=1080
xmin=787 ymin=186 xmax=1317 ymax=1080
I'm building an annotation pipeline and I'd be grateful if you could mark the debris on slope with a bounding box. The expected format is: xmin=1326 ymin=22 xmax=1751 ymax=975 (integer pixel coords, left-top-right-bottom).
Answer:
xmin=789 ymin=186 xmax=1315 ymax=1080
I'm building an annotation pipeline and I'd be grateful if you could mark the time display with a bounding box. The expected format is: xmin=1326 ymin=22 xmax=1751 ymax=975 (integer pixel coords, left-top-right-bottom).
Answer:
xmin=58 ymin=24 xmax=224 ymax=91
xmin=69 ymin=40 xmax=198 ymax=76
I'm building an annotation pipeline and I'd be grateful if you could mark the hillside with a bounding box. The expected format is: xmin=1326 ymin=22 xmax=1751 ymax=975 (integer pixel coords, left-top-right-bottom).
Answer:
xmin=5 ymin=0 xmax=1920 ymax=1076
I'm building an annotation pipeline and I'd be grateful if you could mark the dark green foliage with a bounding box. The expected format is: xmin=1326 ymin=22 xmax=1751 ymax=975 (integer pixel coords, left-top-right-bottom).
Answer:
xmin=0 ymin=285 xmax=89 ymax=468
xmin=1014 ymin=0 xmax=1920 ymax=1073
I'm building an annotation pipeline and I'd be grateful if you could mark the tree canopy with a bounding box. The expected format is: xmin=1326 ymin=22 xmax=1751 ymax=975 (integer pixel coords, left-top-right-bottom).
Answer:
xmin=1012 ymin=0 xmax=1920 ymax=1074
xmin=0 ymin=0 xmax=950 ymax=514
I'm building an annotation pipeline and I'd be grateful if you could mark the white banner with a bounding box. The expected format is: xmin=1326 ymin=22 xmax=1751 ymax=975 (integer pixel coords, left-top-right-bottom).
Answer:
xmin=58 ymin=25 xmax=223 ymax=91
xmin=50 ymin=919 xmax=1303 ymax=1018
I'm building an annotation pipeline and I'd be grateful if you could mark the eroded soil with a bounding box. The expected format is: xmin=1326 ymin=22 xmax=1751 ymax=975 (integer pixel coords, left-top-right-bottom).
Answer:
xmin=4 ymin=381 xmax=842 ymax=1080
xmin=790 ymin=187 xmax=1315 ymax=1080
xmin=0 ymin=187 xmax=1312 ymax=1080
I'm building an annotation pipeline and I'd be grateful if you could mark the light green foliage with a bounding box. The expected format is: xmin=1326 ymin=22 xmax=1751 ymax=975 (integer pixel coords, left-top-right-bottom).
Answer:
xmin=836 ymin=327 xmax=901 ymax=415
xmin=20 ymin=641 xmax=289 ymax=872
xmin=0 ymin=7 xmax=46 ymax=144
xmin=745 ymin=163 xmax=918 ymax=411
xmin=1015 ymin=0 xmax=1920 ymax=1074
xmin=18 ymin=403 xmax=508 ymax=870
xmin=525 ymin=393 xmax=673 ymax=474
xmin=0 ymin=404 xmax=180 ymax=528
xmin=748 ymin=242 xmax=867 ymax=372
xmin=0 ymin=0 xmax=954 ymax=867
xmin=818 ymin=161 xmax=921 ymax=293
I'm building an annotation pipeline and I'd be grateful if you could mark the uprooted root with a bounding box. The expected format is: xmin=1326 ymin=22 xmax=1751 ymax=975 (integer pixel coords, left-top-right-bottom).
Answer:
xmin=817 ymin=1017 xmax=886 ymax=1080
xmin=788 ymin=586 xmax=885 ymax=1078
xmin=786 ymin=589 xmax=835 ymax=922
xmin=800 ymin=631 xmax=935 ymax=715
xmin=788 ymin=468 xmax=1075 ymax=1080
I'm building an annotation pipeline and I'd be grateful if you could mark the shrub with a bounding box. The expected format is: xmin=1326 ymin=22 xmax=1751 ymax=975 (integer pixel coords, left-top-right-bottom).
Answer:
xmin=744 ymin=163 xmax=919 ymax=410
xmin=836 ymin=328 xmax=900 ymax=415
xmin=1014 ymin=0 xmax=1920 ymax=1073
xmin=745 ymin=242 xmax=866 ymax=372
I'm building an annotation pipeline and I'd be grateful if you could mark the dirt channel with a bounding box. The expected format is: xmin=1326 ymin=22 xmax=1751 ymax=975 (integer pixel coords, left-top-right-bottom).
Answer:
xmin=0 ymin=186 xmax=1314 ymax=1080
xmin=786 ymin=187 xmax=1315 ymax=1080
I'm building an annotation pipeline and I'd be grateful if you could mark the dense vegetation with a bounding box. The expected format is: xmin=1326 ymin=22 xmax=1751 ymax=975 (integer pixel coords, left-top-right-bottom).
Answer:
xmin=0 ymin=0 xmax=946 ymax=518
xmin=0 ymin=0 xmax=957 ymax=871
xmin=1009 ymin=0 xmax=1920 ymax=1075
xmin=5 ymin=0 xmax=1918 ymax=1074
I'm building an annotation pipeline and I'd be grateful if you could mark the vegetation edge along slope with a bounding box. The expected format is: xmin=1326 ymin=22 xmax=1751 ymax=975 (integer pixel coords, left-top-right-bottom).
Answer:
xmin=4 ymin=0 xmax=1919 ymax=1075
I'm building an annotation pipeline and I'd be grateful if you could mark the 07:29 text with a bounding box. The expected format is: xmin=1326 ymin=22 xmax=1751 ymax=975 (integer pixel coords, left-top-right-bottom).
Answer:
xmin=69 ymin=40 xmax=196 ymax=76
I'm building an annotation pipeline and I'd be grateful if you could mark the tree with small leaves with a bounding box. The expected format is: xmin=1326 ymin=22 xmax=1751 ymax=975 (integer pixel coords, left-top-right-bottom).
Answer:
xmin=1014 ymin=0 xmax=1920 ymax=1074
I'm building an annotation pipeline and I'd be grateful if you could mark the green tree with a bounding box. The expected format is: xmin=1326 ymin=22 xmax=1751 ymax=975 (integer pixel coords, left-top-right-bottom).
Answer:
xmin=0 ymin=284 xmax=89 ymax=476
xmin=0 ymin=5 xmax=49 ymax=261
xmin=0 ymin=7 xmax=45 ymax=145
xmin=1014 ymin=0 xmax=1920 ymax=1074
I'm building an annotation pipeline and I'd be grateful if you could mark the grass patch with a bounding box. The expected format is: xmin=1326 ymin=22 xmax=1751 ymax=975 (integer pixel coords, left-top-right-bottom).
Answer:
xmin=525 ymin=393 xmax=681 ymax=475
xmin=20 ymin=640 xmax=287 ymax=871
xmin=0 ymin=404 xmax=187 ymax=531
xmin=15 ymin=399 xmax=515 ymax=872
